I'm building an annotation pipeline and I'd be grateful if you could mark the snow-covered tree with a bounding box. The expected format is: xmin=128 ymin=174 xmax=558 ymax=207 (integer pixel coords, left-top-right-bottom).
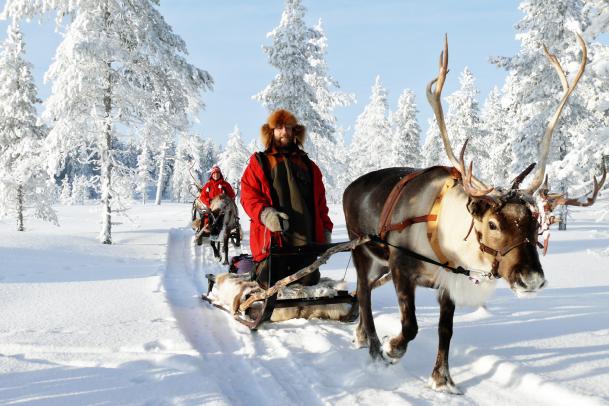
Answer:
xmin=253 ymin=0 xmax=331 ymax=141
xmin=444 ymin=67 xmax=488 ymax=175
xmin=59 ymin=178 xmax=72 ymax=205
xmin=3 ymin=0 xmax=213 ymax=243
xmin=491 ymin=0 xmax=601 ymax=229
xmin=171 ymin=133 xmax=202 ymax=203
xmin=71 ymin=175 xmax=89 ymax=204
xmin=136 ymin=126 xmax=154 ymax=205
xmin=217 ymin=125 xmax=250 ymax=195
xmin=327 ymin=127 xmax=350 ymax=203
xmin=422 ymin=117 xmax=447 ymax=168
xmin=348 ymin=76 xmax=391 ymax=180
xmin=305 ymin=19 xmax=355 ymax=190
xmin=198 ymin=138 xmax=219 ymax=180
xmin=481 ymin=86 xmax=511 ymax=185
xmin=491 ymin=1 xmax=590 ymax=180
xmin=388 ymin=89 xmax=421 ymax=168
xmin=0 ymin=21 xmax=57 ymax=230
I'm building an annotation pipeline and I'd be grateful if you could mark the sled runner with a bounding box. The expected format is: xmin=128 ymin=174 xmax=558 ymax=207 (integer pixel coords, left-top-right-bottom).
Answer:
xmin=201 ymin=236 xmax=370 ymax=330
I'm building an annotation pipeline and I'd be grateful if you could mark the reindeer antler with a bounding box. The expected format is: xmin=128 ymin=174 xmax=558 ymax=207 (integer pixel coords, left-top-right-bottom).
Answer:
xmin=526 ymin=33 xmax=587 ymax=194
xmin=550 ymin=163 xmax=607 ymax=208
xmin=511 ymin=163 xmax=537 ymax=190
xmin=426 ymin=34 xmax=493 ymax=196
xmin=188 ymin=161 xmax=203 ymax=192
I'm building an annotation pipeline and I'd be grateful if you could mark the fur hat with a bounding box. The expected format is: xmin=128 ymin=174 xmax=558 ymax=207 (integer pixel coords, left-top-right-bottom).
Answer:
xmin=260 ymin=109 xmax=306 ymax=149
xmin=210 ymin=165 xmax=222 ymax=177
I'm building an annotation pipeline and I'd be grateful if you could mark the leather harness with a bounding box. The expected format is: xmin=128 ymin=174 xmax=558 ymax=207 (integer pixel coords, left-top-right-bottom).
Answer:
xmin=377 ymin=166 xmax=460 ymax=268
xmin=376 ymin=167 xmax=539 ymax=278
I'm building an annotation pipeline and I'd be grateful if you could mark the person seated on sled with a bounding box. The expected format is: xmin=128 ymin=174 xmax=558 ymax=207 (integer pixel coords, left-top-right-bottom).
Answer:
xmin=199 ymin=165 xmax=236 ymax=234
xmin=240 ymin=109 xmax=333 ymax=289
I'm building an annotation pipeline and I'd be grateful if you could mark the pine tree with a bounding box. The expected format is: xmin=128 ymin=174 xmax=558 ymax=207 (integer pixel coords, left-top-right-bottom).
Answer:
xmin=491 ymin=0 xmax=589 ymax=182
xmin=136 ymin=126 xmax=154 ymax=205
xmin=0 ymin=21 xmax=57 ymax=230
xmin=481 ymin=86 xmax=511 ymax=185
xmin=444 ymin=67 xmax=488 ymax=173
xmin=305 ymin=19 xmax=355 ymax=191
xmin=491 ymin=0 xmax=597 ymax=229
xmin=3 ymin=0 xmax=213 ymax=243
xmin=171 ymin=133 xmax=201 ymax=203
xmin=253 ymin=0 xmax=331 ymax=141
xmin=422 ymin=117 xmax=447 ymax=167
xmin=348 ymin=76 xmax=391 ymax=180
xmin=217 ymin=125 xmax=250 ymax=195
xmin=388 ymin=89 xmax=421 ymax=167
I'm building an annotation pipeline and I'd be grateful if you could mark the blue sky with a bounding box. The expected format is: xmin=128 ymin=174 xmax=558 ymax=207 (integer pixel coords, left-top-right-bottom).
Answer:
xmin=0 ymin=0 xmax=523 ymax=147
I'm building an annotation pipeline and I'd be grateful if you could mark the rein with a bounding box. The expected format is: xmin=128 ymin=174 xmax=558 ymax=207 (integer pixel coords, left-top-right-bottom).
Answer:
xmin=369 ymin=234 xmax=496 ymax=280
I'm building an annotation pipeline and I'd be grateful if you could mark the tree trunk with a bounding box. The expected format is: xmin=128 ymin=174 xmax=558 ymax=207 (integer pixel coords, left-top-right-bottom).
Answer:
xmin=100 ymin=57 xmax=113 ymax=244
xmin=16 ymin=183 xmax=24 ymax=231
xmin=155 ymin=144 xmax=167 ymax=205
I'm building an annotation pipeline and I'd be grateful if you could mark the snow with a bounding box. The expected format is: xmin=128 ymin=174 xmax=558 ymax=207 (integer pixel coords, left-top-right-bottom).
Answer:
xmin=1 ymin=201 xmax=609 ymax=405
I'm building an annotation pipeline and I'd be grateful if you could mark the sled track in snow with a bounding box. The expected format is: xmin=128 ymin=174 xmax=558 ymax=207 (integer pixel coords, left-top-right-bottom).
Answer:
xmin=163 ymin=227 xmax=605 ymax=406
xmin=164 ymin=228 xmax=323 ymax=405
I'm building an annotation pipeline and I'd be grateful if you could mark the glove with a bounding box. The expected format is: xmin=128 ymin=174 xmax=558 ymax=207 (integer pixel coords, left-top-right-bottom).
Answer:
xmin=260 ymin=207 xmax=289 ymax=232
xmin=324 ymin=229 xmax=332 ymax=244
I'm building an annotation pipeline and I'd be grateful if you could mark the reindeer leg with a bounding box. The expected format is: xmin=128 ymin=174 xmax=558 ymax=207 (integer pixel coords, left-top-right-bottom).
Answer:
xmin=382 ymin=254 xmax=418 ymax=364
xmin=352 ymin=246 xmax=382 ymax=359
xmin=429 ymin=291 xmax=461 ymax=394
xmin=223 ymin=235 xmax=229 ymax=265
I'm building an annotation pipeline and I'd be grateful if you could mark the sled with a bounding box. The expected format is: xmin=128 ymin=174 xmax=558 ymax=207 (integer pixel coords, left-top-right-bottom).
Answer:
xmin=201 ymin=235 xmax=371 ymax=330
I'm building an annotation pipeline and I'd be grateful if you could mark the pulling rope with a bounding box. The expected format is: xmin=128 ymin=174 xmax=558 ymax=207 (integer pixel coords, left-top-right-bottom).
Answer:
xmin=368 ymin=234 xmax=496 ymax=281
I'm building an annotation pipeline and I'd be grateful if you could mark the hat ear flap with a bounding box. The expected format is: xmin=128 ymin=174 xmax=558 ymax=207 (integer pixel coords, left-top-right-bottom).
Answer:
xmin=260 ymin=124 xmax=273 ymax=149
xmin=293 ymin=124 xmax=306 ymax=146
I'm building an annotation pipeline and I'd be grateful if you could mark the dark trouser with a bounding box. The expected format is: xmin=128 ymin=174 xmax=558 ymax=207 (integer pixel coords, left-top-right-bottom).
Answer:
xmin=255 ymin=252 xmax=320 ymax=289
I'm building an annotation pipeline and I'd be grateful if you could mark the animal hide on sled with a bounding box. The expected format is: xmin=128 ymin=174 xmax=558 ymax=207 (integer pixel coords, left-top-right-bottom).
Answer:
xmin=207 ymin=272 xmax=352 ymax=322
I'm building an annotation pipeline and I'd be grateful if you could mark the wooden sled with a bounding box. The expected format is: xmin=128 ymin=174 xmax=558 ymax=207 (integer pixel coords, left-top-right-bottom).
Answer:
xmin=201 ymin=236 xmax=371 ymax=330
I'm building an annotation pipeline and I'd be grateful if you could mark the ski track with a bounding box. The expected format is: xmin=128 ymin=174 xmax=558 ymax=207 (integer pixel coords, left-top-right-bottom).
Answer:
xmin=164 ymin=228 xmax=303 ymax=405
xmin=164 ymin=226 xmax=605 ymax=405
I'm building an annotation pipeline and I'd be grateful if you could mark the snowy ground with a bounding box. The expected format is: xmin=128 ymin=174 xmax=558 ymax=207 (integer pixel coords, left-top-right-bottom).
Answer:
xmin=1 ymin=200 xmax=609 ymax=405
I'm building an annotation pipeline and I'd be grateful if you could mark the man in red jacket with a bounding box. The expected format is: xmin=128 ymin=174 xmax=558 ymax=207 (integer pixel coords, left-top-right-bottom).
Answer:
xmin=240 ymin=109 xmax=333 ymax=288
xmin=199 ymin=165 xmax=236 ymax=233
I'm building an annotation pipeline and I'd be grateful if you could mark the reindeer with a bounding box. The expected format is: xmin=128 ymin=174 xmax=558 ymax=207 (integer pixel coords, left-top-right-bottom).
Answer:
xmin=343 ymin=34 xmax=603 ymax=394
xmin=208 ymin=193 xmax=242 ymax=265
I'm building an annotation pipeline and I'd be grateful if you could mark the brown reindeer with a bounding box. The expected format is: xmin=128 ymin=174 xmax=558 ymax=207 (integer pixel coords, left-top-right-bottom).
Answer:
xmin=343 ymin=34 xmax=601 ymax=394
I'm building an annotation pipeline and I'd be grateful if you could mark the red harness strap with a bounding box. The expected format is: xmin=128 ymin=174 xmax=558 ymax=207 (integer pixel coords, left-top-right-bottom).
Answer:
xmin=378 ymin=166 xmax=458 ymax=240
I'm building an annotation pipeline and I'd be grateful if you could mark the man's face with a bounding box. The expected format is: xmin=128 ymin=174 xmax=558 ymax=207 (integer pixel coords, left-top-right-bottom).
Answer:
xmin=212 ymin=172 xmax=221 ymax=180
xmin=273 ymin=124 xmax=294 ymax=148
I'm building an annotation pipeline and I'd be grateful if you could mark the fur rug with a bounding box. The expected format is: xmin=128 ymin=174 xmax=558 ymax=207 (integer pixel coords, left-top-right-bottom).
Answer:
xmin=207 ymin=273 xmax=353 ymax=322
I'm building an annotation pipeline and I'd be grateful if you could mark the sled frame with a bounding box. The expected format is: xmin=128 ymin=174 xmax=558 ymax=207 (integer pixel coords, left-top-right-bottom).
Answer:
xmin=201 ymin=236 xmax=370 ymax=330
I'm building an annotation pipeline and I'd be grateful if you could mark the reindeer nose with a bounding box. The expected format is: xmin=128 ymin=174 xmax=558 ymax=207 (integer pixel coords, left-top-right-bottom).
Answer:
xmin=517 ymin=271 xmax=546 ymax=293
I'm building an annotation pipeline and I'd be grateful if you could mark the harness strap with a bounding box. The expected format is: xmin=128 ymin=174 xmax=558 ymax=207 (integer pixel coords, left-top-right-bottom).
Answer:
xmin=426 ymin=174 xmax=459 ymax=267
xmin=378 ymin=166 xmax=456 ymax=239
xmin=377 ymin=166 xmax=461 ymax=270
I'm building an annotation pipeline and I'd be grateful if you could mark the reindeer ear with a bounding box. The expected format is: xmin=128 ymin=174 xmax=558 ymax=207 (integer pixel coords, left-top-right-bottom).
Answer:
xmin=467 ymin=197 xmax=492 ymax=220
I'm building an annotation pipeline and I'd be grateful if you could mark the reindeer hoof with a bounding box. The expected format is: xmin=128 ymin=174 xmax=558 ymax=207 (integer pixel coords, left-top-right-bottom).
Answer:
xmin=428 ymin=376 xmax=462 ymax=395
xmin=353 ymin=331 xmax=368 ymax=349
xmin=381 ymin=338 xmax=404 ymax=364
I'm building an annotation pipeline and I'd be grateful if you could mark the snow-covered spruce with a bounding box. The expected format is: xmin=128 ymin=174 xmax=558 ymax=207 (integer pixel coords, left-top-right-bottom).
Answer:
xmin=2 ymin=0 xmax=214 ymax=243
xmin=0 ymin=21 xmax=57 ymax=231
xmin=217 ymin=125 xmax=250 ymax=195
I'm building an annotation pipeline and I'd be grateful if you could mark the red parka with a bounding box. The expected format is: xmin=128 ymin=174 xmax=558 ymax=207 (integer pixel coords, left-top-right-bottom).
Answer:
xmin=240 ymin=152 xmax=333 ymax=262
xmin=199 ymin=176 xmax=236 ymax=207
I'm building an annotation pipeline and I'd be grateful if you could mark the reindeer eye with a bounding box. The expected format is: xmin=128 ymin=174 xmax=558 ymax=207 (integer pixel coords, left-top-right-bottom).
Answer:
xmin=489 ymin=221 xmax=498 ymax=231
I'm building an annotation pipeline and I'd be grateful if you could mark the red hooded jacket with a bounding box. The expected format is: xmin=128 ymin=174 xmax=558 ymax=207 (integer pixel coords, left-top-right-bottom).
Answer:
xmin=240 ymin=152 xmax=333 ymax=262
xmin=199 ymin=176 xmax=236 ymax=207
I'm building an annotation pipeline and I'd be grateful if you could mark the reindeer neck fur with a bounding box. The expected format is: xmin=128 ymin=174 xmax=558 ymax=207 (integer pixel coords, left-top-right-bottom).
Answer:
xmin=431 ymin=185 xmax=497 ymax=306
